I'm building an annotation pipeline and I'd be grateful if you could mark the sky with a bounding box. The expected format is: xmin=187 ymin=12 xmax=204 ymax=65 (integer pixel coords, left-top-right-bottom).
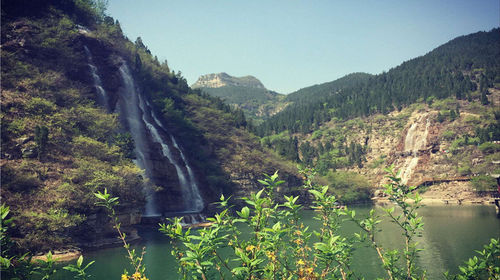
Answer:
xmin=107 ymin=0 xmax=499 ymax=94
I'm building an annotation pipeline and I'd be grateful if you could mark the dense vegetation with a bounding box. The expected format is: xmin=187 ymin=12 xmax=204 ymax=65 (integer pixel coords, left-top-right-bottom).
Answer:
xmin=0 ymin=0 xmax=301 ymax=253
xmin=1 ymin=0 xmax=148 ymax=251
xmin=252 ymin=29 xmax=500 ymax=196
xmin=199 ymin=86 xmax=284 ymax=123
xmin=256 ymin=28 xmax=500 ymax=136
xmin=285 ymin=72 xmax=373 ymax=104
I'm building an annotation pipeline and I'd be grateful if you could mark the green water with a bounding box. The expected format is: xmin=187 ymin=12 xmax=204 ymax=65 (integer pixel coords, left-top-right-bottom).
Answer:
xmin=55 ymin=205 xmax=499 ymax=279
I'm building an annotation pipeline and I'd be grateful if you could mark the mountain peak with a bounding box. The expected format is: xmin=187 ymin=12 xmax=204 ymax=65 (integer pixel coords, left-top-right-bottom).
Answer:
xmin=192 ymin=73 xmax=266 ymax=89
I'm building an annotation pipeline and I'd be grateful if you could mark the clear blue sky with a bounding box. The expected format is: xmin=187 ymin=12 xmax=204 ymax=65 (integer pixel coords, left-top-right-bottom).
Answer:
xmin=107 ymin=0 xmax=499 ymax=93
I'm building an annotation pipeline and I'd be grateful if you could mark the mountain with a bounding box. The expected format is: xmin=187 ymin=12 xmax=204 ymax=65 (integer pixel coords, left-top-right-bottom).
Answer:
xmin=0 ymin=0 xmax=302 ymax=253
xmin=257 ymin=28 xmax=500 ymax=200
xmin=192 ymin=72 xmax=266 ymax=89
xmin=192 ymin=73 xmax=287 ymax=123
xmin=285 ymin=72 xmax=373 ymax=103
xmin=257 ymin=28 xmax=500 ymax=136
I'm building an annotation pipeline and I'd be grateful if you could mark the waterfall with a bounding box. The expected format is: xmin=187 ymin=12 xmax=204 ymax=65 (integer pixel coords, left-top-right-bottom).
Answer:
xmin=83 ymin=46 xmax=109 ymax=111
xmin=116 ymin=58 xmax=204 ymax=215
xmin=116 ymin=59 xmax=159 ymax=216
xmin=170 ymin=136 xmax=204 ymax=212
xmin=400 ymin=115 xmax=430 ymax=184
xmin=149 ymin=106 xmax=204 ymax=212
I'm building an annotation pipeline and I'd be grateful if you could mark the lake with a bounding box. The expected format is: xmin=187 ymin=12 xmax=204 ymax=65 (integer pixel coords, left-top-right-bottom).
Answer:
xmin=54 ymin=204 xmax=499 ymax=279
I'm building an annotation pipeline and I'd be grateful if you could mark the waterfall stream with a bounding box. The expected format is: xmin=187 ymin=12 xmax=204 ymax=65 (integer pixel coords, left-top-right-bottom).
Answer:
xmin=115 ymin=58 xmax=204 ymax=216
xmin=148 ymin=104 xmax=204 ymax=212
xmin=400 ymin=114 xmax=430 ymax=184
xmin=83 ymin=46 xmax=109 ymax=111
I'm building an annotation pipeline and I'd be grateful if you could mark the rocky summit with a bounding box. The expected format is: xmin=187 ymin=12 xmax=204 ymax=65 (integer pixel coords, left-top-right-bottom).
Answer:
xmin=191 ymin=72 xmax=266 ymax=89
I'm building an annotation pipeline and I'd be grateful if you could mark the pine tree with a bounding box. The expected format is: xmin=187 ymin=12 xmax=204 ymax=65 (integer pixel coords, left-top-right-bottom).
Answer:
xmin=35 ymin=125 xmax=49 ymax=161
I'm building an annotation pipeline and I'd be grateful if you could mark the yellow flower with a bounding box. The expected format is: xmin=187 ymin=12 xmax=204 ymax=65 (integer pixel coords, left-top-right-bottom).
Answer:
xmin=246 ymin=245 xmax=256 ymax=251
xmin=266 ymin=251 xmax=277 ymax=261
xmin=297 ymin=259 xmax=305 ymax=266
xmin=132 ymin=272 xmax=142 ymax=280
xmin=121 ymin=274 xmax=129 ymax=280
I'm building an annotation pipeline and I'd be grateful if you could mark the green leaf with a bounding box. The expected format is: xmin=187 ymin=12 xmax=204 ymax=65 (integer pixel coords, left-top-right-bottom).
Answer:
xmin=270 ymin=171 xmax=279 ymax=181
xmin=256 ymin=189 xmax=264 ymax=199
xmin=63 ymin=266 xmax=79 ymax=272
xmin=272 ymin=222 xmax=281 ymax=231
xmin=321 ymin=185 xmax=329 ymax=195
xmin=309 ymin=189 xmax=322 ymax=199
xmin=239 ymin=206 xmax=250 ymax=219
xmin=232 ymin=266 xmax=249 ymax=275
xmin=76 ymin=255 xmax=83 ymax=267
xmin=175 ymin=223 xmax=182 ymax=235
xmin=314 ymin=242 xmax=329 ymax=252
xmin=258 ymin=179 xmax=270 ymax=186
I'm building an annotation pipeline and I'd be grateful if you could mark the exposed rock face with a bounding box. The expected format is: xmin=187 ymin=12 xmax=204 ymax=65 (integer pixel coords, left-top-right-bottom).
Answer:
xmin=192 ymin=72 xmax=266 ymax=89
xmin=82 ymin=37 xmax=203 ymax=214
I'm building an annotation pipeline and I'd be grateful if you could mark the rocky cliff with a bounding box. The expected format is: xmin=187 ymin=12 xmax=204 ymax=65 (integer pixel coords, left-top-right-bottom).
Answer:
xmin=191 ymin=72 xmax=266 ymax=89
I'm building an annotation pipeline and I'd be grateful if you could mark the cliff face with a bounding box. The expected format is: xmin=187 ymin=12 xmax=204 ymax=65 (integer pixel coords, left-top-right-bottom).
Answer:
xmin=191 ymin=72 xmax=266 ymax=89
xmin=192 ymin=73 xmax=288 ymax=122
xmin=308 ymin=89 xmax=499 ymax=202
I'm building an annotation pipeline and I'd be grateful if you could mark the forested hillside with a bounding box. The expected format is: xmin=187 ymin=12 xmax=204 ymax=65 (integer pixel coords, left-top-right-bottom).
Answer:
xmin=285 ymin=72 xmax=373 ymax=103
xmin=192 ymin=72 xmax=287 ymax=123
xmin=257 ymin=28 xmax=500 ymax=136
xmin=257 ymin=29 xmax=499 ymax=202
xmin=199 ymin=86 xmax=285 ymax=123
xmin=0 ymin=0 xmax=301 ymax=253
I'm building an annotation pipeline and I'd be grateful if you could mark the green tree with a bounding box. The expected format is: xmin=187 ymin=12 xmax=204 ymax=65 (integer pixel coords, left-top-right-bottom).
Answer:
xmin=35 ymin=125 xmax=49 ymax=161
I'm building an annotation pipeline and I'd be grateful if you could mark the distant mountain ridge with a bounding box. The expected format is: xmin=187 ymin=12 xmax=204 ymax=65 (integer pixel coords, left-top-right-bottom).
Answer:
xmin=192 ymin=72 xmax=285 ymax=122
xmin=285 ymin=72 xmax=373 ymax=103
xmin=192 ymin=72 xmax=266 ymax=89
xmin=257 ymin=28 xmax=500 ymax=136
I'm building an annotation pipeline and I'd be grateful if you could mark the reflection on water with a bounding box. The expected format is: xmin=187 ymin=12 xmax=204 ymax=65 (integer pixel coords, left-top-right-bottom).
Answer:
xmin=54 ymin=205 xmax=499 ymax=279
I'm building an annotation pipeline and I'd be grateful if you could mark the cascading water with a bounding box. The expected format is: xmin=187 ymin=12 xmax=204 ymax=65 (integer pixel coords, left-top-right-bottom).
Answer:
xmin=83 ymin=46 xmax=109 ymax=111
xmin=149 ymin=106 xmax=204 ymax=212
xmin=115 ymin=58 xmax=204 ymax=216
xmin=170 ymin=136 xmax=204 ymax=212
xmin=137 ymin=95 xmax=203 ymax=212
xmin=116 ymin=58 xmax=159 ymax=216
xmin=400 ymin=114 xmax=430 ymax=184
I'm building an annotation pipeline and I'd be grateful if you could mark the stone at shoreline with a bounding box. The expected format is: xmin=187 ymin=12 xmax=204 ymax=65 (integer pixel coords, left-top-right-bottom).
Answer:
xmin=31 ymin=250 xmax=81 ymax=263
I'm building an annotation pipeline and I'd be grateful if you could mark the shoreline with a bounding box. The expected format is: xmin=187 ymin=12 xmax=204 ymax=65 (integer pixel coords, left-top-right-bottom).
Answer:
xmin=372 ymin=197 xmax=495 ymax=206
xmin=32 ymin=197 xmax=498 ymax=263
xmin=31 ymin=250 xmax=82 ymax=263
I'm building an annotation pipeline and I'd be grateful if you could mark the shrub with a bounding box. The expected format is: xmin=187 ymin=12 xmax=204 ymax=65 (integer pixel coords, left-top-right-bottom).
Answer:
xmin=464 ymin=115 xmax=481 ymax=126
xmin=470 ymin=175 xmax=497 ymax=192
xmin=0 ymin=164 xmax=41 ymax=192
xmin=25 ymin=97 xmax=57 ymax=116
xmin=6 ymin=118 xmax=27 ymax=136
xmin=72 ymin=136 xmax=121 ymax=162
xmin=478 ymin=142 xmax=500 ymax=154
xmin=324 ymin=171 xmax=372 ymax=203
xmin=458 ymin=164 xmax=472 ymax=176
xmin=441 ymin=130 xmax=456 ymax=141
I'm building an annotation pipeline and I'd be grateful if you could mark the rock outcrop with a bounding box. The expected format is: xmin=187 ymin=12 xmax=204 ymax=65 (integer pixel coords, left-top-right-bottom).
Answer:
xmin=191 ymin=72 xmax=266 ymax=89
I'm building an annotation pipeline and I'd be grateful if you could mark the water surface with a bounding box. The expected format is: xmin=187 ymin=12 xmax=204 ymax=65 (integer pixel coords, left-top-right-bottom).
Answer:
xmin=54 ymin=205 xmax=499 ymax=279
